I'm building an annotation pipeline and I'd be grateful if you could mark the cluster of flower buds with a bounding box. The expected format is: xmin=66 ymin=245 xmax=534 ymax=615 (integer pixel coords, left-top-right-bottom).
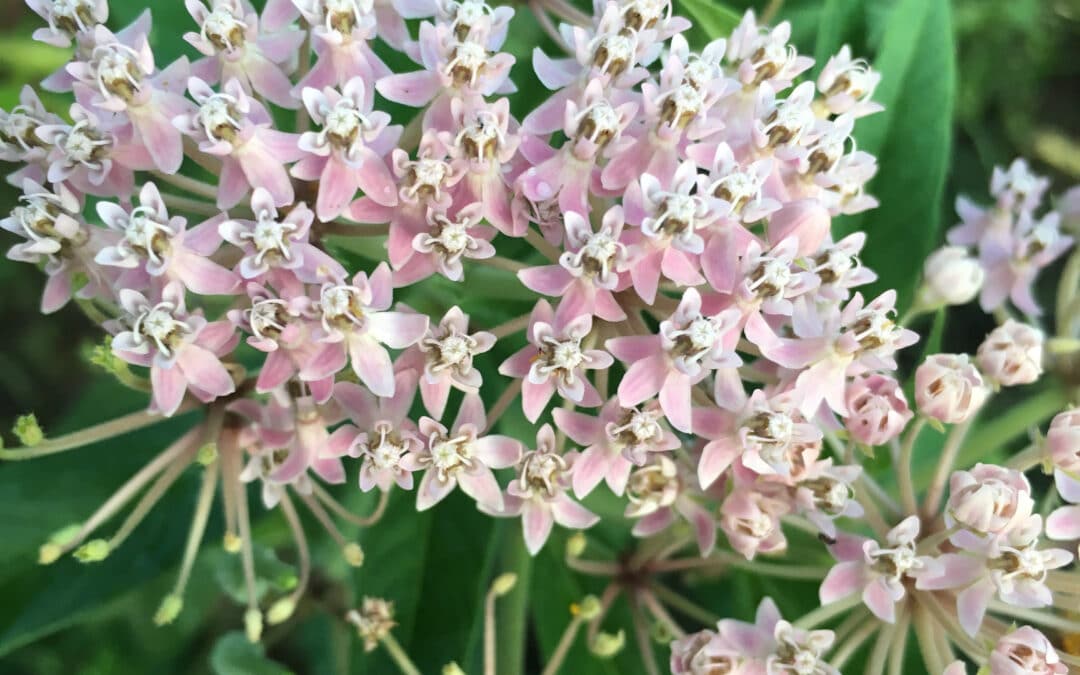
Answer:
xmin=3 ymin=0 xmax=1079 ymax=673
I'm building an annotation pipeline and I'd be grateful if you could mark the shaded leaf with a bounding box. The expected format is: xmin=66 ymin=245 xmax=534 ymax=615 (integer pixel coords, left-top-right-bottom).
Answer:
xmin=211 ymin=632 xmax=293 ymax=675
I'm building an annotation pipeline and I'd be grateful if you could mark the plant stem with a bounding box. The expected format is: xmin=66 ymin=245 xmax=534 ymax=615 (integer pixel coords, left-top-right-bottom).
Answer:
xmin=488 ymin=313 xmax=532 ymax=340
xmin=524 ymin=227 xmax=562 ymax=262
xmin=1005 ymin=443 xmax=1045 ymax=472
xmin=630 ymin=596 xmax=660 ymax=675
xmin=151 ymin=171 xmax=219 ymax=200
xmin=107 ymin=443 xmax=196 ymax=549
xmin=481 ymin=255 xmax=528 ymax=273
xmin=485 ymin=379 xmax=523 ymax=432
xmin=540 ymin=612 xmax=584 ymax=675
xmin=173 ymin=459 xmax=219 ymax=597
xmin=865 ymin=620 xmax=897 ymax=675
xmin=161 ymin=192 xmax=223 ymax=217
xmin=312 ymin=483 xmax=391 ymax=527
xmin=650 ymin=584 xmax=720 ymax=626
xmin=897 ymin=417 xmax=927 ymax=515
xmin=381 ymin=632 xmax=421 ymax=675
xmin=651 ymin=551 xmax=831 ymax=580
xmin=0 ymin=407 xmax=184 ymax=461
xmin=321 ymin=222 xmax=390 ymax=237
xmin=923 ymin=419 xmax=973 ymax=519
xmin=639 ymin=589 xmax=685 ymax=638
xmin=913 ymin=605 xmax=946 ymax=674
xmin=794 ymin=594 xmax=863 ymax=630
xmin=828 ymin=621 xmax=878 ymax=670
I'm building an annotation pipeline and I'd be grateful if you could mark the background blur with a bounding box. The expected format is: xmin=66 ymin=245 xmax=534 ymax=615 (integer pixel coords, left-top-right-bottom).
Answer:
xmin=0 ymin=0 xmax=1077 ymax=673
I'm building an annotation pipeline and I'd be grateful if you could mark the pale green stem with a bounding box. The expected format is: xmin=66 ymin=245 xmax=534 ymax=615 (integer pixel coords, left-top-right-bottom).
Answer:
xmin=0 ymin=408 xmax=181 ymax=461
xmin=312 ymin=483 xmax=391 ymax=527
xmin=321 ymin=222 xmax=390 ymax=237
xmin=298 ymin=491 xmax=349 ymax=548
xmin=864 ymin=620 xmax=897 ymax=675
xmin=828 ymin=621 xmax=879 ymax=670
xmin=161 ymin=192 xmax=223 ymax=217
xmin=107 ymin=443 xmax=196 ymax=549
xmin=923 ymin=419 xmax=974 ymax=520
xmin=295 ymin=27 xmax=311 ymax=132
xmin=586 ymin=583 xmax=621 ymax=641
xmin=639 ymin=588 xmax=685 ymax=638
xmin=488 ymin=314 xmax=532 ymax=340
xmin=913 ymin=605 xmax=946 ymax=674
xmin=278 ymin=492 xmax=311 ymax=606
xmin=540 ymin=613 xmax=585 ymax=675
xmin=484 ymin=379 xmax=523 ymax=431
xmin=1047 ymin=571 xmax=1080 ymax=594
xmin=630 ymin=596 xmax=661 ymax=675
xmin=151 ymin=170 xmax=219 ymax=200
xmin=794 ymin=594 xmax=863 ymax=630
xmin=380 ymin=632 xmax=421 ymax=675
xmin=651 ymin=552 xmax=831 ymax=581
xmin=987 ymin=600 xmax=1080 ymax=633
xmin=484 ymin=584 xmax=498 ymax=675
xmin=1056 ymin=246 xmax=1080 ymax=337
xmin=897 ymin=417 xmax=927 ymax=515
xmin=1005 ymin=443 xmax=1045 ymax=472
xmin=649 ymin=584 xmax=719 ymax=627
xmin=565 ymin=555 xmax=619 ymax=577
xmin=235 ymin=452 xmax=260 ymax=613
xmin=173 ymin=460 xmax=219 ymax=597
xmin=920 ymin=593 xmax=983 ymax=664
xmin=481 ymin=255 xmax=527 ymax=273
xmin=524 ymin=227 xmax=562 ymax=262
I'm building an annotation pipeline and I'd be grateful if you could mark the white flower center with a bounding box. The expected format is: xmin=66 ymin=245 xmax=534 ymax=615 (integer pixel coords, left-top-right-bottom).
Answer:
xmin=124 ymin=206 xmax=175 ymax=262
xmin=132 ymin=301 xmax=191 ymax=356
xmin=197 ymin=94 xmax=242 ymax=144
xmin=248 ymin=298 xmax=288 ymax=340
xmin=92 ymin=43 xmax=143 ymax=101
xmin=248 ymin=214 xmax=296 ymax=263
xmin=518 ymin=450 xmax=567 ymax=498
xmin=202 ymin=7 xmax=247 ymax=51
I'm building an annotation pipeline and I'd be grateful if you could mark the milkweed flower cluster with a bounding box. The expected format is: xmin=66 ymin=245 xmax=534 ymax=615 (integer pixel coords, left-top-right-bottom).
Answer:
xmin=3 ymin=0 xmax=1079 ymax=673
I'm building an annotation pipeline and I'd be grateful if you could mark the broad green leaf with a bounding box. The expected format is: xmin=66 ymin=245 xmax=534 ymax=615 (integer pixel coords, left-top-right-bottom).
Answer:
xmin=837 ymin=0 xmax=956 ymax=312
xmin=214 ymin=543 xmax=298 ymax=605
xmin=812 ymin=0 xmax=862 ymax=73
xmin=210 ymin=632 xmax=293 ymax=675
xmin=676 ymin=0 xmax=742 ymax=46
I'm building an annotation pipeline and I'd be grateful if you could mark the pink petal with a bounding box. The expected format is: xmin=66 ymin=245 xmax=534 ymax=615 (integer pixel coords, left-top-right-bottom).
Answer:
xmin=862 ymin=578 xmax=896 ymax=623
xmin=522 ymin=379 xmax=556 ymax=422
xmin=957 ymin=579 xmax=995 ymax=636
xmin=659 ymin=372 xmax=692 ymax=433
xmin=474 ymin=435 xmax=522 ymax=469
xmin=819 ymin=561 xmax=864 ymax=604
xmin=151 ymin=364 xmax=188 ymax=416
xmin=367 ymin=311 xmax=429 ymax=349
xmin=416 ymin=470 xmax=456 ymax=511
xmin=551 ymin=408 xmax=602 ymax=445
xmin=571 ymin=445 xmax=612 ymax=498
xmin=348 ymin=336 xmax=395 ymax=397
xmin=300 ymin=342 xmax=347 ymax=381
xmin=551 ymin=494 xmax=599 ymax=529
xmin=177 ymin=344 xmax=235 ymax=398
xmin=522 ymin=502 xmax=555 ymax=555
xmin=617 ymin=354 xmax=668 ymax=406
xmin=458 ymin=467 xmax=504 ymax=511
xmin=1046 ymin=505 xmax=1080 ymax=540
xmin=698 ymin=436 xmax=740 ymax=489
xmin=317 ymin=156 xmax=360 ymax=221
xmin=256 ymin=349 xmax=295 ymax=392
xmin=375 ymin=71 xmax=441 ymax=107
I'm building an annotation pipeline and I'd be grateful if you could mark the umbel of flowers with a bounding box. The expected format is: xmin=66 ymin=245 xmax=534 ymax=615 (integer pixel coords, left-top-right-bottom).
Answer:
xmin=2 ymin=0 xmax=1079 ymax=673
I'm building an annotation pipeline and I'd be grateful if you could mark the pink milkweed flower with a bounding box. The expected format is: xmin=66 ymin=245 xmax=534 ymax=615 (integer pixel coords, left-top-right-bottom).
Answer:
xmin=765 ymin=199 xmax=832 ymax=257
xmin=609 ymin=288 xmax=741 ymax=432
xmin=1046 ymin=408 xmax=1080 ymax=475
xmin=173 ymin=77 xmax=304 ymax=208
xmin=523 ymin=5 xmax=657 ymax=134
xmin=2 ymin=178 xmax=114 ymax=313
xmin=519 ymin=79 xmax=637 ymax=215
xmin=375 ymin=19 xmax=516 ymax=130
xmin=67 ymin=24 xmax=194 ymax=174
xmin=676 ymin=597 xmax=782 ymax=674
xmin=1046 ymin=471 xmax=1080 ymax=541
xmin=238 ymin=442 xmax=314 ymax=508
xmin=486 ymin=424 xmax=599 ymax=555
xmin=946 ymin=464 xmax=1035 ymax=545
xmin=334 ymin=370 xmax=425 ymax=492
xmin=816 ymin=45 xmax=883 ymax=118
xmin=185 ymin=0 xmax=304 ymax=109
xmin=787 ymin=447 xmax=863 ymax=538
xmin=94 ymin=182 xmax=239 ymax=296
xmin=34 ymin=103 xmax=152 ymax=198
xmin=976 ymin=319 xmax=1043 ymax=387
xmin=626 ymin=455 xmax=718 ymax=556
xmin=446 ymin=96 xmax=521 ymax=235
xmin=241 ymin=394 xmax=352 ymax=485
xmin=730 ymin=237 xmax=820 ymax=325
xmin=916 ymin=513 xmax=1073 ymax=636
xmin=111 ymin=282 xmax=238 ymax=416
xmin=499 ymin=300 xmax=613 ymax=422
xmin=914 ymin=353 xmax=989 ymax=424
xmin=393 ymin=203 xmax=496 ymax=284
xmin=518 ymin=207 xmax=630 ymax=323
xmin=228 ymin=283 xmax=334 ymax=399
xmin=746 ymin=290 xmax=918 ymax=418
xmin=989 ymin=626 xmax=1068 ymax=675
xmin=978 ymin=211 xmax=1074 ymax=316
xmin=807 ymin=232 xmax=878 ymax=303
xmin=844 ymin=374 xmax=912 ymax=446
xmin=819 ymin=516 xmax=929 ymax=623
xmin=918 ymin=245 xmax=985 ymax=308
xmin=621 ymin=162 xmax=713 ymax=304
xmin=693 ymin=390 xmax=823 ymax=489
xmin=306 ymin=263 xmax=429 ymax=397
xmin=27 ymin=0 xmax=108 ymax=48
xmin=601 ymin=35 xmax=729 ymax=191
xmin=293 ymin=78 xmax=400 ymax=220
xmin=0 ymin=85 xmax=64 ymax=164
xmin=991 ymin=158 xmax=1050 ymax=215
xmin=814 ymin=149 xmax=880 ymax=216
xmin=414 ymin=394 xmax=522 ymax=511
xmin=752 ymin=81 xmax=819 ymax=161
xmin=219 ymin=187 xmax=345 ymax=285
xmin=554 ymin=398 xmax=679 ymax=498
xmin=399 ymin=305 xmax=495 ymax=419
xmin=727 ymin=10 xmax=813 ymax=90
xmin=719 ymin=486 xmax=788 ymax=559
xmin=291 ymin=0 xmax=391 ymax=99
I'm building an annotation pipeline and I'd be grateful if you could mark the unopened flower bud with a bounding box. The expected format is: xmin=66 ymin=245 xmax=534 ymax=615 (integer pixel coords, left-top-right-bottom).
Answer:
xmin=575 ymin=595 xmax=602 ymax=620
xmin=918 ymin=246 xmax=984 ymax=308
xmin=267 ymin=597 xmax=297 ymax=625
xmin=947 ymin=464 xmax=1033 ymax=535
xmin=915 ymin=354 xmax=989 ymax=423
xmin=73 ymin=538 xmax=110 ymax=563
xmin=976 ymin=320 xmax=1043 ymax=387
xmin=223 ymin=532 xmax=242 ymax=554
xmin=196 ymin=442 xmax=218 ymax=466
xmin=844 ymin=374 xmax=913 ymax=446
xmin=1047 ymin=408 xmax=1080 ymax=473
xmin=13 ymin=413 xmax=44 ymax=446
xmin=989 ymin=626 xmax=1067 ymax=675
xmin=347 ymin=597 xmax=396 ymax=652
xmin=491 ymin=573 xmax=517 ymax=596
xmin=566 ymin=532 xmax=587 ymax=558
xmin=244 ymin=608 xmax=263 ymax=643
xmin=343 ymin=543 xmax=365 ymax=567
xmin=154 ymin=594 xmax=184 ymax=626
xmin=589 ymin=630 xmax=625 ymax=658
xmin=442 ymin=663 xmax=467 ymax=675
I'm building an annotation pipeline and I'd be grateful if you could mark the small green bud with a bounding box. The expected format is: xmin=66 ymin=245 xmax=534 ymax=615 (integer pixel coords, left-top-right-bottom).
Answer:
xmin=223 ymin=532 xmax=242 ymax=554
xmin=491 ymin=573 xmax=517 ymax=596
xmin=49 ymin=524 xmax=83 ymax=546
xmin=576 ymin=595 xmax=602 ymax=620
xmin=442 ymin=663 xmax=467 ymax=675
xmin=38 ymin=543 xmax=63 ymax=565
xmin=154 ymin=594 xmax=184 ymax=626
xmin=566 ymin=532 xmax=587 ymax=558
xmin=14 ymin=414 xmax=44 ymax=447
xmin=244 ymin=608 xmax=263 ymax=643
xmin=343 ymin=543 xmax=365 ymax=567
xmin=650 ymin=620 xmax=675 ymax=644
xmin=73 ymin=539 xmax=110 ymax=563
xmin=266 ymin=598 xmax=296 ymax=625
xmin=196 ymin=443 xmax=218 ymax=466
xmin=589 ymin=630 xmax=625 ymax=658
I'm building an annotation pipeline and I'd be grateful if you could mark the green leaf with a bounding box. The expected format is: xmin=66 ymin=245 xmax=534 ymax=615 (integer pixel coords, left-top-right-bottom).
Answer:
xmin=812 ymin=0 xmax=862 ymax=73
xmin=676 ymin=0 xmax=742 ymax=47
xmin=210 ymin=632 xmax=293 ymax=675
xmin=213 ymin=544 xmax=298 ymax=605
xmin=837 ymin=0 xmax=956 ymax=312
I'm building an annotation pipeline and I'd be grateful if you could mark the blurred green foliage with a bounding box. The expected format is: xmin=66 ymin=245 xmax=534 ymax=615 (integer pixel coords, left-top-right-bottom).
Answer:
xmin=0 ymin=0 xmax=1076 ymax=673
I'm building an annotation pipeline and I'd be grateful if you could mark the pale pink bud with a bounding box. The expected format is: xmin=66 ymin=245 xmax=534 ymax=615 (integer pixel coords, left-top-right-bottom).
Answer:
xmin=844 ymin=374 xmax=912 ymax=446
xmin=914 ymin=354 xmax=989 ymax=423
xmin=975 ymin=320 xmax=1043 ymax=386
xmin=947 ymin=464 xmax=1033 ymax=535
xmin=988 ymin=626 xmax=1067 ymax=675
xmin=918 ymin=246 xmax=984 ymax=307
xmin=1047 ymin=408 xmax=1080 ymax=474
